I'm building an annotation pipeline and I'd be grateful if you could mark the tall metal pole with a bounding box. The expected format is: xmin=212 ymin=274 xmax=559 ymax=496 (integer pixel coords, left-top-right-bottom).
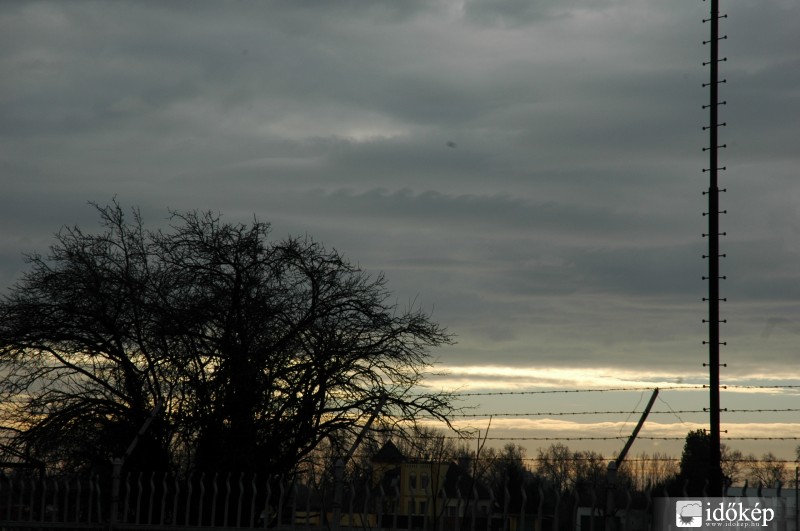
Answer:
xmin=703 ymin=0 xmax=727 ymax=497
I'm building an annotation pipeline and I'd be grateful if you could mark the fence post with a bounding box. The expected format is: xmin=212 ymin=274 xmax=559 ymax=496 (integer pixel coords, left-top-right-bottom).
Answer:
xmin=502 ymin=477 xmax=509 ymax=531
xmin=606 ymin=463 xmax=617 ymax=531
xmin=110 ymin=457 xmax=123 ymax=529
xmin=622 ymin=487 xmax=632 ymax=531
xmin=553 ymin=488 xmax=560 ymax=531
xmin=362 ymin=477 xmax=371 ymax=530
xmin=332 ymin=458 xmax=344 ymax=531
xmin=535 ymin=483 xmax=544 ymax=531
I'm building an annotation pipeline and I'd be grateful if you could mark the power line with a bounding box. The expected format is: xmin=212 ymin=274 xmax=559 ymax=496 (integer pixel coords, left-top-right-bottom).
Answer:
xmin=657 ymin=394 xmax=689 ymax=426
xmin=620 ymin=390 xmax=646 ymax=436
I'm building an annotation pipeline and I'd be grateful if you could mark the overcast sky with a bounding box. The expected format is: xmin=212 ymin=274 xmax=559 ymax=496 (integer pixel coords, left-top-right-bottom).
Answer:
xmin=2 ymin=0 xmax=799 ymax=460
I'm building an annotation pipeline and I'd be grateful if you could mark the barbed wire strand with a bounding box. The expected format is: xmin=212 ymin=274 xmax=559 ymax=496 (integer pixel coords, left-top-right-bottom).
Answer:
xmin=342 ymin=454 xmax=799 ymax=465
xmin=430 ymin=408 xmax=800 ymax=418
xmin=418 ymin=435 xmax=800 ymax=442
xmin=442 ymin=386 xmax=701 ymax=397
xmin=436 ymin=384 xmax=800 ymax=397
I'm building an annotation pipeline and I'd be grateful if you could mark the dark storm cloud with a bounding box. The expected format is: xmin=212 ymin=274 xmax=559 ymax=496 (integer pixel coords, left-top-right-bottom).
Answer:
xmin=283 ymin=187 xmax=694 ymax=248
xmin=462 ymin=0 xmax=622 ymax=27
xmin=1 ymin=0 xmax=799 ymax=377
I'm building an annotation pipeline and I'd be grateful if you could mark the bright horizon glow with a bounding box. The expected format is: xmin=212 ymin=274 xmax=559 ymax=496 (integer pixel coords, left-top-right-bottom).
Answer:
xmin=422 ymin=365 xmax=800 ymax=394
xmin=410 ymin=365 xmax=800 ymax=460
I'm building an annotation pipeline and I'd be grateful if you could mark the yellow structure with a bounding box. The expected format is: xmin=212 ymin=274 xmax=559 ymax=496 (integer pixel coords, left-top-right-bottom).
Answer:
xmin=371 ymin=441 xmax=493 ymax=519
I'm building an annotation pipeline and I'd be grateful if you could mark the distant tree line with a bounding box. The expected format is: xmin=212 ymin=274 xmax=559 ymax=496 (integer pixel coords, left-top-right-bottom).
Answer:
xmin=337 ymin=427 xmax=798 ymax=508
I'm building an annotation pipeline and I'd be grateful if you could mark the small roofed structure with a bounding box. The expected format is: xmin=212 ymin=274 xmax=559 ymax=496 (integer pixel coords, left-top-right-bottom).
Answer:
xmin=370 ymin=441 xmax=494 ymax=520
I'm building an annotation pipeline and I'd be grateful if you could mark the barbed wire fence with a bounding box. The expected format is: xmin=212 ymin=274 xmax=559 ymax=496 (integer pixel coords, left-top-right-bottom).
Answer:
xmin=393 ymin=384 xmax=800 ymax=489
